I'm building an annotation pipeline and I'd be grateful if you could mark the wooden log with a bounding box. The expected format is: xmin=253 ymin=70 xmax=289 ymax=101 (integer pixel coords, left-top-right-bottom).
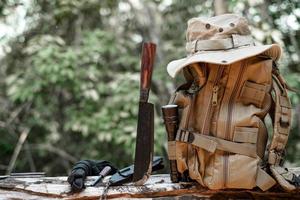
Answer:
xmin=0 ymin=170 xmax=299 ymax=199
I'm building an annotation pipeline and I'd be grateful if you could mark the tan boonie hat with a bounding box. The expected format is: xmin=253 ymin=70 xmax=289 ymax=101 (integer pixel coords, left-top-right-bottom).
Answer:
xmin=167 ymin=13 xmax=282 ymax=77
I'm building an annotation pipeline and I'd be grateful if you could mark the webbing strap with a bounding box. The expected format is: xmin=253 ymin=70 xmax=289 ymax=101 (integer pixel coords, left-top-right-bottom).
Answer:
xmin=167 ymin=141 xmax=176 ymax=160
xmin=176 ymin=130 xmax=257 ymax=158
xmin=268 ymin=75 xmax=292 ymax=165
xmin=256 ymin=168 xmax=276 ymax=191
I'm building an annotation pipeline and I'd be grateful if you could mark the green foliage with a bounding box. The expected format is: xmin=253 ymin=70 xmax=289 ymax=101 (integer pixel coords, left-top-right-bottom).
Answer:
xmin=5 ymin=29 xmax=154 ymax=169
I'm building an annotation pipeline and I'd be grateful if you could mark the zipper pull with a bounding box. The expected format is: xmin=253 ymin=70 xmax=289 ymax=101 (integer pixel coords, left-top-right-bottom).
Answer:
xmin=212 ymin=86 xmax=219 ymax=106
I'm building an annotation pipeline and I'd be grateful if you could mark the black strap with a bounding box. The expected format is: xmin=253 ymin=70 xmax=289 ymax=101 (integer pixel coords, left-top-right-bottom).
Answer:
xmin=109 ymin=156 xmax=164 ymax=186
xmin=68 ymin=157 xmax=164 ymax=192
xmin=67 ymin=160 xmax=117 ymax=192
xmin=288 ymin=173 xmax=300 ymax=187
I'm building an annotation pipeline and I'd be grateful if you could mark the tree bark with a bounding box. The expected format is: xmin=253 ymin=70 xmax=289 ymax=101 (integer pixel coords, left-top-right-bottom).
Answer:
xmin=0 ymin=173 xmax=300 ymax=199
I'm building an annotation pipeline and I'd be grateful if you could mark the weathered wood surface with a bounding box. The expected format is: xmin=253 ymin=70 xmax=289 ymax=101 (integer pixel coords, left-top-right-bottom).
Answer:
xmin=0 ymin=170 xmax=300 ymax=199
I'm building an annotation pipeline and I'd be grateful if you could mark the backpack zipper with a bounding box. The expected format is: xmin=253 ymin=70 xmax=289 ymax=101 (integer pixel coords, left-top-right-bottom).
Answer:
xmin=223 ymin=62 xmax=246 ymax=187
xmin=212 ymin=86 xmax=219 ymax=106
xmin=201 ymin=66 xmax=224 ymax=135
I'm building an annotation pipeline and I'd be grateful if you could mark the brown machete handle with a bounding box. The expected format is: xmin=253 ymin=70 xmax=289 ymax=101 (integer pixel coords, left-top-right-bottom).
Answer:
xmin=140 ymin=42 xmax=156 ymax=102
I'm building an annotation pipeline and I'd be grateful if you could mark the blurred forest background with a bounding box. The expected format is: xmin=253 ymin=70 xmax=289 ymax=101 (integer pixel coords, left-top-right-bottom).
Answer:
xmin=0 ymin=0 xmax=299 ymax=176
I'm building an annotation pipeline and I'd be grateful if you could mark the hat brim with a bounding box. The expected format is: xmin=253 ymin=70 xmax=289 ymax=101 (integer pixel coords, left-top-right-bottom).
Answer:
xmin=167 ymin=44 xmax=282 ymax=78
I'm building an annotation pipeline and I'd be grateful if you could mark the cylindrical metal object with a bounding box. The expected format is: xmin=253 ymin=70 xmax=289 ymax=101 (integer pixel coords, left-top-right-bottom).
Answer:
xmin=162 ymin=104 xmax=180 ymax=183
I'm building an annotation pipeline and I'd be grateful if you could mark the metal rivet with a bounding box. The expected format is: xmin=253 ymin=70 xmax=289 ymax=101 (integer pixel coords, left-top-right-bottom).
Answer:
xmin=219 ymin=28 xmax=223 ymax=32
xmin=230 ymin=23 xmax=235 ymax=27
xmin=205 ymin=23 xmax=211 ymax=29
xmin=221 ymin=60 xmax=227 ymax=63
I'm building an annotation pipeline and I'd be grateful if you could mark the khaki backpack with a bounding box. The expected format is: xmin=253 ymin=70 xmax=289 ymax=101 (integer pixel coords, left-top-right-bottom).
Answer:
xmin=165 ymin=14 xmax=298 ymax=191
xmin=167 ymin=57 xmax=296 ymax=191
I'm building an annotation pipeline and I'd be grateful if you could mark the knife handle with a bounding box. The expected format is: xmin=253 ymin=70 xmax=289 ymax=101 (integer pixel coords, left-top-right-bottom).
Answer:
xmin=140 ymin=42 xmax=156 ymax=102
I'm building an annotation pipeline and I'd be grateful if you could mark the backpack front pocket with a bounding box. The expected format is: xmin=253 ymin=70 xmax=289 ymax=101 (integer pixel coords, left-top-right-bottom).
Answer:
xmin=238 ymin=81 xmax=269 ymax=108
xmin=226 ymin=154 xmax=259 ymax=189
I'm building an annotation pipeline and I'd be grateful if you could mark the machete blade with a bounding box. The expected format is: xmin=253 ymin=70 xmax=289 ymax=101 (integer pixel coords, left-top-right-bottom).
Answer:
xmin=133 ymin=102 xmax=154 ymax=184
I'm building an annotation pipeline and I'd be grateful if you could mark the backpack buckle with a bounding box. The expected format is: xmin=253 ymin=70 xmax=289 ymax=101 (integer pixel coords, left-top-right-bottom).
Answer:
xmin=176 ymin=129 xmax=194 ymax=143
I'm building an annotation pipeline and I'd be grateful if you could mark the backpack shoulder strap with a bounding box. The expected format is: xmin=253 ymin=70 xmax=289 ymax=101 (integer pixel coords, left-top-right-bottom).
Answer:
xmin=267 ymin=63 xmax=300 ymax=191
xmin=168 ymin=81 xmax=193 ymax=105
xmin=268 ymin=73 xmax=292 ymax=165
xmin=168 ymin=63 xmax=207 ymax=105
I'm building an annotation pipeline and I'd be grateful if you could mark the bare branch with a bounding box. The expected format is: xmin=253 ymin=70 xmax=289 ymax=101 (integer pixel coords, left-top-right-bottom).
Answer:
xmin=5 ymin=102 xmax=32 ymax=126
xmin=6 ymin=127 xmax=31 ymax=175
xmin=24 ymin=143 xmax=36 ymax=172
xmin=31 ymin=144 xmax=78 ymax=163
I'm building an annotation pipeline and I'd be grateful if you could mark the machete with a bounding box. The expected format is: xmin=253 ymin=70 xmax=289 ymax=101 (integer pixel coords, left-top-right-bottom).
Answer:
xmin=132 ymin=42 xmax=156 ymax=185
